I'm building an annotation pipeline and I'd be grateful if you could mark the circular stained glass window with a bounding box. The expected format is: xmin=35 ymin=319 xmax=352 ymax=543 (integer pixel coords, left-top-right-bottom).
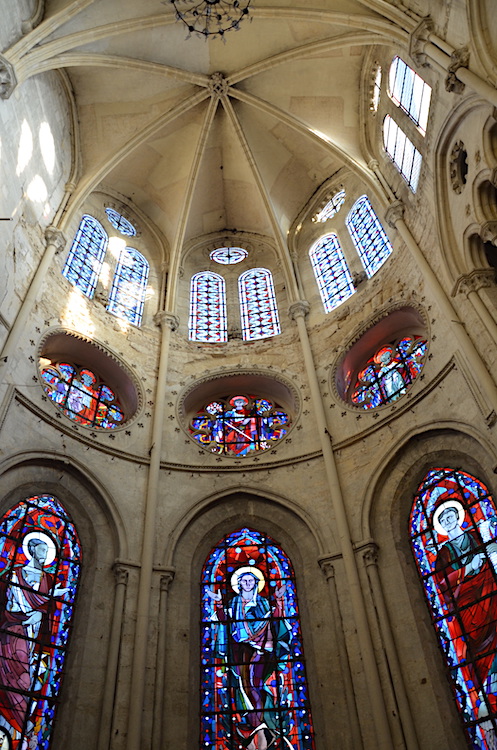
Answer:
xmin=40 ymin=361 xmax=125 ymax=429
xmin=189 ymin=394 xmax=290 ymax=455
xmin=210 ymin=246 xmax=248 ymax=265
xmin=105 ymin=207 xmax=136 ymax=237
xmin=314 ymin=189 xmax=346 ymax=223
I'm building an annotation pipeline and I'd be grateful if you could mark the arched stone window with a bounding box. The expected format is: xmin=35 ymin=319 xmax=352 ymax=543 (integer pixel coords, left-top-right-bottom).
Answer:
xmin=238 ymin=268 xmax=280 ymax=341
xmin=388 ymin=56 xmax=431 ymax=135
xmin=346 ymin=195 xmax=393 ymax=277
xmin=200 ymin=527 xmax=315 ymax=749
xmin=0 ymin=494 xmax=81 ymax=749
xmin=62 ymin=214 xmax=108 ymax=297
xmin=309 ymin=233 xmax=355 ymax=312
xmin=107 ymin=247 xmax=149 ymax=327
xmin=410 ymin=468 xmax=497 ymax=748
xmin=189 ymin=271 xmax=227 ymax=343
xmin=382 ymin=115 xmax=422 ymax=192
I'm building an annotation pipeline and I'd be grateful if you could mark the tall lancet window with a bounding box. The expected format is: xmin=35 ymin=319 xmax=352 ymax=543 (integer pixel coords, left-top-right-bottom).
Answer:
xmin=410 ymin=468 xmax=497 ymax=749
xmin=189 ymin=272 xmax=227 ymax=343
xmin=239 ymin=269 xmax=281 ymax=341
xmin=309 ymin=233 xmax=355 ymax=312
xmin=200 ymin=527 xmax=315 ymax=750
xmin=388 ymin=56 xmax=431 ymax=135
xmin=107 ymin=247 xmax=149 ymax=326
xmin=62 ymin=215 xmax=108 ymax=297
xmin=346 ymin=196 xmax=393 ymax=278
xmin=0 ymin=494 xmax=82 ymax=750
xmin=383 ymin=115 xmax=422 ymax=192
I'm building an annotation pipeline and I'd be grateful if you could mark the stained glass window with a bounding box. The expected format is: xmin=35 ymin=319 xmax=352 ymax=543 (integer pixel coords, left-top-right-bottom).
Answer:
xmin=104 ymin=207 xmax=137 ymax=237
xmin=351 ymin=336 xmax=427 ymax=408
xmin=410 ymin=469 xmax=497 ymax=750
xmin=189 ymin=272 xmax=227 ymax=343
xmin=383 ymin=115 xmax=422 ymax=192
xmin=309 ymin=233 xmax=355 ymax=312
xmin=239 ymin=269 xmax=281 ymax=341
xmin=62 ymin=215 xmax=108 ymax=298
xmin=0 ymin=493 xmax=81 ymax=750
xmin=107 ymin=247 xmax=149 ymax=327
xmin=201 ymin=527 xmax=315 ymax=750
xmin=210 ymin=247 xmax=248 ymax=265
xmin=346 ymin=195 xmax=393 ymax=277
xmin=388 ymin=57 xmax=431 ymax=135
xmin=189 ymin=395 xmax=290 ymax=456
xmin=314 ymin=190 xmax=346 ymax=223
xmin=40 ymin=361 xmax=124 ymax=429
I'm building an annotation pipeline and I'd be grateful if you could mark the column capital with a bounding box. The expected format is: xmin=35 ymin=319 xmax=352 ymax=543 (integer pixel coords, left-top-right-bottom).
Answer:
xmin=409 ymin=17 xmax=434 ymax=67
xmin=154 ymin=311 xmax=179 ymax=331
xmin=361 ymin=542 xmax=379 ymax=568
xmin=160 ymin=570 xmax=175 ymax=592
xmin=0 ymin=55 xmax=17 ymax=100
xmin=113 ymin=564 xmax=129 ymax=586
xmin=481 ymin=221 xmax=497 ymax=247
xmin=445 ymin=47 xmax=469 ymax=94
xmin=384 ymin=200 xmax=404 ymax=229
xmin=288 ymin=300 xmax=310 ymax=321
xmin=367 ymin=158 xmax=379 ymax=172
xmin=318 ymin=557 xmax=336 ymax=580
xmin=452 ymin=268 xmax=496 ymax=297
xmin=45 ymin=226 xmax=66 ymax=254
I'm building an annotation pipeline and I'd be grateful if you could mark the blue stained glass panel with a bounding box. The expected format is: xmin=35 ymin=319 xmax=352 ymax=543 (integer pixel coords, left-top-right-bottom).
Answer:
xmin=309 ymin=233 xmax=355 ymax=312
xmin=189 ymin=272 xmax=227 ymax=343
xmin=239 ymin=269 xmax=280 ymax=341
xmin=104 ymin=207 xmax=136 ymax=236
xmin=107 ymin=247 xmax=149 ymax=326
xmin=0 ymin=495 xmax=81 ymax=750
xmin=346 ymin=195 xmax=393 ymax=277
xmin=201 ymin=528 xmax=315 ymax=750
xmin=62 ymin=215 xmax=107 ymax=298
xmin=410 ymin=469 xmax=497 ymax=749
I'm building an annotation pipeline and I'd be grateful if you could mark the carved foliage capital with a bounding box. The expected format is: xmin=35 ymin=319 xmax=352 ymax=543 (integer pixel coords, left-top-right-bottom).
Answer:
xmin=481 ymin=222 xmax=497 ymax=246
xmin=318 ymin=557 xmax=335 ymax=580
xmin=362 ymin=543 xmax=379 ymax=568
xmin=45 ymin=227 xmax=66 ymax=254
xmin=160 ymin=570 xmax=175 ymax=592
xmin=445 ymin=47 xmax=469 ymax=94
xmin=288 ymin=300 xmax=310 ymax=321
xmin=385 ymin=200 xmax=404 ymax=229
xmin=0 ymin=55 xmax=17 ymax=100
xmin=409 ymin=17 xmax=434 ymax=67
xmin=453 ymin=268 xmax=496 ymax=297
xmin=154 ymin=311 xmax=180 ymax=331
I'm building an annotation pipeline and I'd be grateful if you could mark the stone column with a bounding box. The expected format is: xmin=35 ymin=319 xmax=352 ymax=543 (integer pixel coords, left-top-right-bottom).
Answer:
xmin=288 ymin=300 xmax=393 ymax=748
xmin=126 ymin=311 xmax=179 ymax=750
xmin=361 ymin=544 xmax=420 ymax=750
xmin=452 ymin=269 xmax=497 ymax=348
xmin=410 ymin=18 xmax=497 ymax=106
xmin=318 ymin=557 xmax=363 ymax=749
xmin=98 ymin=564 xmax=130 ymax=750
xmin=152 ymin=569 xmax=175 ymax=748
xmin=0 ymin=226 xmax=66 ymax=364
xmin=383 ymin=200 xmax=497 ymax=422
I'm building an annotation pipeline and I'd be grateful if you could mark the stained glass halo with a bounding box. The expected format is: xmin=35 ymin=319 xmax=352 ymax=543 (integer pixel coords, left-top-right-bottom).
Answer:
xmin=210 ymin=246 xmax=248 ymax=265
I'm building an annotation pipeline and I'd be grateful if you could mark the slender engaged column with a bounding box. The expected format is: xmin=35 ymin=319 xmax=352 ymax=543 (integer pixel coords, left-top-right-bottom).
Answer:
xmin=319 ymin=558 xmax=363 ymax=749
xmin=361 ymin=544 xmax=420 ymax=750
xmin=152 ymin=570 xmax=175 ymax=749
xmin=383 ymin=200 xmax=497 ymax=421
xmin=126 ymin=311 xmax=179 ymax=750
xmin=98 ymin=564 xmax=130 ymax=750
xmin=0 ymin=227 xmax=66 ymax=364
xmin=289 ymin=301 xmax=393 ymax=748
xmin=452 ymin=269 xmax=497 ymax=348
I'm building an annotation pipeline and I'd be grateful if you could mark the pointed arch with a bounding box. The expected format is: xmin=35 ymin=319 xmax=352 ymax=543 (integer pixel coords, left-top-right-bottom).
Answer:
xmin=0 ymin=494 xmax=82 ymax=749
xmin=62 ymin=214 xmax=108 ymax=297
xmin=239 ymin=268 xmax=281 ymax=341
xmin=410 ymin=468 xmax=497 ymax=748
xmin=107 ymin=246 xmax=149 ymax=326
xmin=200 ymin=526 xmax=316 ymax=749
xmin=346 ymin=195 xmax=393 ymax=277
xmin=309 ymin=233 xmax=355 ymax=312
xmin=189 ymin=272 xmax=227 ymax=343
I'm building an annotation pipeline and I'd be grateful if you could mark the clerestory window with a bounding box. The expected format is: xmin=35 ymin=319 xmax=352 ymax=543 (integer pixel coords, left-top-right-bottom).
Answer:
xmin=309 ymin=233 xmax=355 ymax=312
xmin=388 ymin=56 xmax=431 ymax=135
xmin=62 ymin=214 xmax=108 ymax=298
xmin=346 ymin=195 xmax=393 ymax=277
xmin=239 ymin=268 xmax=281 ymax=341
xmin=189 ymin=271 xmax=227 ymax=343
xmin=383 ymin=115 xmax=422 ymax=192
xmin=107 ymin=247 xmax=149 ymax=327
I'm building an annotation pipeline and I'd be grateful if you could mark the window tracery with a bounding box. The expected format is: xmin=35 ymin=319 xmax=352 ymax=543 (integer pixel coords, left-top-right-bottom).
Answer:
xmin=200 ymin=527 xmax=315 ymax=749
xmin=189 ymin=272 xmax=228 ymax=343
xmin=410 ymin=468 xmax=497 ymax=750
xmin=62 ymin=215 xmax=107 ymax=298
xmin=346 ymin=196 xmax=393 ymax=277
xmin=107 ymin=247 xmax=149 ymax=327
xmin=239 ymin=269 xmax=280 ymax=341
xmin=189 ymin=394 xmax=289 ymax=456
xmin=0 ymin=494 xmax=81 ymax=750
xmin=210 ymin=247 xmax=248 ymax=265
xmin=309 ymin=233 xmax=355 ymax=312
xmin=104 ymin=207 xmax=137 ymax=237
xmin=313 ymin=189 xmax=346 ymax=223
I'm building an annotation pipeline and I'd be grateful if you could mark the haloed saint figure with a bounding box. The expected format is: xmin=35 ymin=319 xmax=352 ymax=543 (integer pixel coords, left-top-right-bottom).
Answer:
xmin=201 ymin=528 xmax=315 ymax=750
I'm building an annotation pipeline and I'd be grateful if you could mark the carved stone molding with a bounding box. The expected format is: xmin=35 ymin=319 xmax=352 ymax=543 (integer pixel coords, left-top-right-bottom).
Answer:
xmin=288 ymin=300 xmax=310 ymax=321
xmin=445 ymin=47 xmax=470 ymax=94
xmin=160 ymin=570 xmax=175 ymax=592
xmin=45 ymin=227 xmax=66 ymax=254
xmin=385 ymin=200 xmax=405 ymax=229
xmin=208 ymin=72 xmax=229 ymax=99
xmin=481 ymin=222 xmax=497 ymax=246
xmin=452 ymin=268 xmax=496 ymax=297
xmin=21 ymin=0 xmax=45 ymax=33
xmin=361 ymin=542 xmax=379 ymax=568
xmin=318 ymin=557 xmax=335 ymax=580
xmin=449 ymin=140 xmax=468 ymax=194
xmin=409 ymin=17 xmax=434 ymax=67
xmin=154 ymin=311 xmax=179 ymax=331
xmin=113 ymin=564 xmax=129 ymax=586
xmin=367 ymin=159 xmax=379 ymax=172
xmin=0 ymin=56 xmax=17 ymax=100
